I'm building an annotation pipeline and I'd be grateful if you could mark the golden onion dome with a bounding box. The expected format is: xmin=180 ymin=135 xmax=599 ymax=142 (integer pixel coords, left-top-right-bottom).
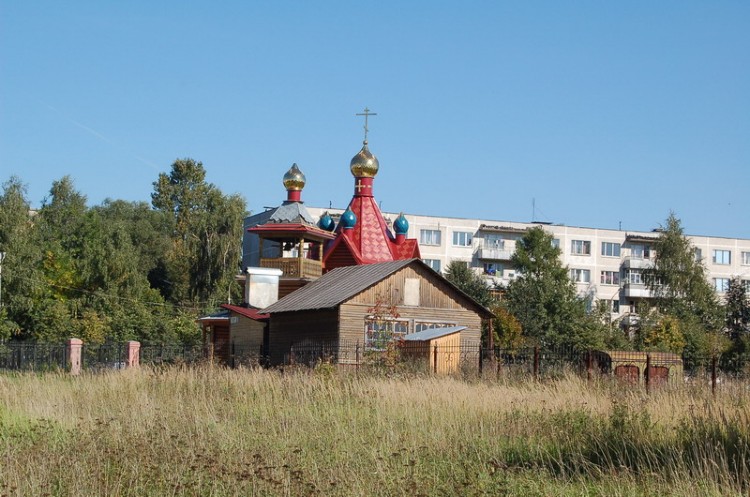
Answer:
xmin=282 ymin=163 xmax=306 ymax=191
xmin=349 ymin=142 xmax=379 ymax=178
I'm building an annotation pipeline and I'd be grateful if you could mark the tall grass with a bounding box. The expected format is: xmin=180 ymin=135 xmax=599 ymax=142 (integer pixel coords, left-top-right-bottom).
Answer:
xmin=0 ymin=367 xmax=748 ymax=496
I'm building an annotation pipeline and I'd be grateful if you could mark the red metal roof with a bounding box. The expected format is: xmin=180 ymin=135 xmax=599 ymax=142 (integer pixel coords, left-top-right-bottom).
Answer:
xmin=323 ymin=191 xmax=420 ymax=269
xmin=248 ymin=223 xmax=336 ymax=240
xmin=220 ymin=304 xmax=269 ymax=321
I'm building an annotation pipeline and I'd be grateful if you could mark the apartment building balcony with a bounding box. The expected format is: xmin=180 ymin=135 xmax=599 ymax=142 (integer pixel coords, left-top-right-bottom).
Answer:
xmin=260 ymin=257 xmax=322 ymax=279
xmin=621 ymin=257 xmax=654 ymax=270
xmin=621 ymin=282 xmax=654 ymax=298
xmin=476 ymin=246 xmax=514 ymax=261
xmin=619 ymin=313 xmax=641 ymax=328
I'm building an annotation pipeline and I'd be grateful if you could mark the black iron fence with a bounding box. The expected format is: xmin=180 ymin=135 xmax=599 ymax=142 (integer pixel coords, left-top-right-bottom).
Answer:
xmin=1 ymin=340 xmax=748 ymax=386
xmin=0 ymin=342 xmax=68 ymax=372
xmin=139 ymin=343 xmax=205 ymax=366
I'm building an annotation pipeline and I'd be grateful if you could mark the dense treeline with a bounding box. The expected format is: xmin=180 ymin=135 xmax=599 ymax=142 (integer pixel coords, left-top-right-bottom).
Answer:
xmin=446 ymin=215 xmax=750 ymax=363
xmin=0 ymin=159 xmax=246 ymax=344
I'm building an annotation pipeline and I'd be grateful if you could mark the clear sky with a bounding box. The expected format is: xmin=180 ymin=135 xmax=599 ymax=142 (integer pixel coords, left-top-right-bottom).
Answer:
xmin=1 ymin=1 xmax=748 ymax=238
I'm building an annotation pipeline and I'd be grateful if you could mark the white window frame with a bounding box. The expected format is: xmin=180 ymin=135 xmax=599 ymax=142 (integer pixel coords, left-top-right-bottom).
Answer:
xmin=741 ymin=251 xmax=750 ymax=266
xmin=364 ymin=318 xmax=409 ymax=351
xmin=626 ymin=269 xmax=643 ymax=285
xmin=570 ymin=268 xmax=591 ymax=283
xmin=423 ymin=258 xmax=441 ymax=272
xmin=712 ymin=249 xmax=731 ymax=265
xmin=601 ymin=242 xmax=621 ymax=257
xmin=713 ymin=278 xmax=730 ymax=293
xmin=452 ymin=231 xmax=473 ymax=247
xmin=600 ymin=270 xmax=620 ymax=285
xmin=420 ymin=229 xmax=441 ymax=246
xmin=413 ymin=321 xmax=457 ymax=333
xmin=571 ymin=240 xmax=591 ymax=256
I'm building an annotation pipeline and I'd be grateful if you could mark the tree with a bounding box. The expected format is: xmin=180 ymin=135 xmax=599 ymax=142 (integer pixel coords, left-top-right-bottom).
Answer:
xmin=0 ymin=177 xmax=45 ymax=339
xmin=444 ymin=260 xmax=495 ymax=309
xmin=643 ymin=213 xmax=723 ymax=357
xmin=151 ymin=159 xmax=246 ymax=308
xmin=504 ymin=226 xmax=604 ymax=350
xmin=725 ymin=277 xmax=749 ymax=341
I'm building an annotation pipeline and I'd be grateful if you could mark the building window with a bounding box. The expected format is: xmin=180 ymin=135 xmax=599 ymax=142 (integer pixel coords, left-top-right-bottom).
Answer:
xmin=712 ymin=249 xmax=731 ymax=265
xmin=631 ymin=244 xmax=652 ymax=259
xmin=570 ymin=268 xmax=591 ymax=283
xmin=551 ymin=238 xmax=560 ymax=249
xmin=600 ymin=270 xmax=620 ymax=285
xmin=742 ymin=251 xmax=750 ymax=265
xmin=743 ymin=280 xmax=750 ymax=293
xmin=414 ymin=321 xmax=456 ymax=333
xmin=626 ymin=269 xmax=643 ymax=285
xmin=484 ymin=234 xmax=505 ymax=248
xmin=601 ymin=242 xmax=621 ymax=257
xmin=612 ymin=300 xmax=620 ymax=313
xmin=571 ymin=240 xmax=591 ymax=255
xmin=423 ymin=258 xmax=441 ymax=272
xmin=420 ymin=229 xmax=441 ymax=246
xmin=694 ymin=248 xmax=703 ymax=262
xmin=483 ymin=262 xmax=500 ymax=276
xmin=452 ymin=231 xmax=473 ymax=247
xmin=713 ymin=278 xmax=730 ymax=293
xmin=364 ymin=318 xmax=409 ymax=350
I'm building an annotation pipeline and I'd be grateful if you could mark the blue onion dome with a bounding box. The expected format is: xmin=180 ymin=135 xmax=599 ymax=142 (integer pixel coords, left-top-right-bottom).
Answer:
xmin=282 ymin=163 xmax=306 ymax=191
xmin=349 ymin=142 xmax=379 ymax=178
xmin=340 ymin=207 xmax=357 ymax=229
xmin=393 ymin=213 xmax=409 ymax=235
xmin=318 ymin=211 xmax=335 ymax=231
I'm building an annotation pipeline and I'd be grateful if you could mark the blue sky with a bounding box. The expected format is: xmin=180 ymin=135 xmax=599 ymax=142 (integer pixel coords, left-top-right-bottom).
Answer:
xmin=1 ymin=1 xmax=748 ymax=238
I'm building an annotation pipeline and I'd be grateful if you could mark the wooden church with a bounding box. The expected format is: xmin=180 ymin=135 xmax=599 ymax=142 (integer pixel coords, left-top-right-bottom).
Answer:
xmin=203 ymin=116 xmax=492 ymax=366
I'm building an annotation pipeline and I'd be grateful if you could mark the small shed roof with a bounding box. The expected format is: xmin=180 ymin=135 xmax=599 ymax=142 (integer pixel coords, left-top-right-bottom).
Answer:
xmin=403 ymin=326 xmax=466 ymax=341
xmin=220 ymin=304 xmax=269 ymax=321
xmin=196 ymin=310 xmax=230 ymax=322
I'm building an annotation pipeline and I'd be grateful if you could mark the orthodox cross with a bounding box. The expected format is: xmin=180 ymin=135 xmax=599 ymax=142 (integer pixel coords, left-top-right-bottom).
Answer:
xmin=355 ymin=107 xmax=377 ymax=143
xmin=354 ymin=179 xmax=371 ymax=192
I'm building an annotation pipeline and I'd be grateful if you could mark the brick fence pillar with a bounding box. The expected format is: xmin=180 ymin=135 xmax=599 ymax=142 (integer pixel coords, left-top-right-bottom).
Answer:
xmin=67 ymin=338 xmax=83 ymax=375
xmin=126 ymin=341 xmax=141 ymax=368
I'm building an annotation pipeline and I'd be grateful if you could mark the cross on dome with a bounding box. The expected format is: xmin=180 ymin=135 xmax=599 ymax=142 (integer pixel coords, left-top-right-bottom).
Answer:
xmin=355 ymin=107 xmax=377 ymax=144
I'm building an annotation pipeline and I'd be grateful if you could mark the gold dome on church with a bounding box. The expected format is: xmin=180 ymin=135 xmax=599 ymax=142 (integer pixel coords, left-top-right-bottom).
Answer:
xmin=282 ymin=163 xmax=306 ymax=191
xmin=350 ymin=143 xmax=379 ymax=178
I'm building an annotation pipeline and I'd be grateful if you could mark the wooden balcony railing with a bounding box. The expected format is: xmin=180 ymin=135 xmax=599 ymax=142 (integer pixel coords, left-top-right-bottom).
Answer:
xmin=260 ymin=257 xmax=323 ymax=278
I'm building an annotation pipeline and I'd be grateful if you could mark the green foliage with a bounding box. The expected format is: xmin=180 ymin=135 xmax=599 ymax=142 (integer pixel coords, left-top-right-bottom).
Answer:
xmin=504 ymin=226 xmax=604 ymax=350
xmin=151 ymin=159 xmax=246 ymax=308
xmin=444 ymin=260 xmax=495 ymax=309
xmin=490 ymin=304 xmax=525 ymax=350
xmin=644 ymin=213 xmax=722 ymax=332
xmin=0 ymin=164 xmax=241 ymax=344
xmin=725 ymin=276 xmax=750 ymax=340
xmin=638 ymin=314 xmax=686 ymax=353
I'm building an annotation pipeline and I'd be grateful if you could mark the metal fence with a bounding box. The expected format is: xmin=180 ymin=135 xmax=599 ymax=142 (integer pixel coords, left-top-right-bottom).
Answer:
xmin=1 ymin=340 xmax=748 ymax=385
xmin=0 ymin=342 xmax=68 ymax=371
xmin=139 ymin=343 xmax=206 ymax=366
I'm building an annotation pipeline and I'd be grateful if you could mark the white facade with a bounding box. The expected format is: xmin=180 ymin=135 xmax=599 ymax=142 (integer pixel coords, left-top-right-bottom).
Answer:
xmin=303 ymin=206 xmax=750 ymax=323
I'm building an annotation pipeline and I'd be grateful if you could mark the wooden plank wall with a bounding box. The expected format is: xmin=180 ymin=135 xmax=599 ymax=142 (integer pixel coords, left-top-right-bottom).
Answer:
xmin=268 ymin=309 xmax=339 ymax=363
xmin=229 ymin=315 xmax=265 ymax=356
xmin=341 ymin=265 xmax=483 ymax=344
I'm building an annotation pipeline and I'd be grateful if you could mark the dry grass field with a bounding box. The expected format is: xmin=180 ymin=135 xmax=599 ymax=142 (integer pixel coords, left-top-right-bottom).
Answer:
xmin=0 ymin=366 xmax=748 ymax=496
